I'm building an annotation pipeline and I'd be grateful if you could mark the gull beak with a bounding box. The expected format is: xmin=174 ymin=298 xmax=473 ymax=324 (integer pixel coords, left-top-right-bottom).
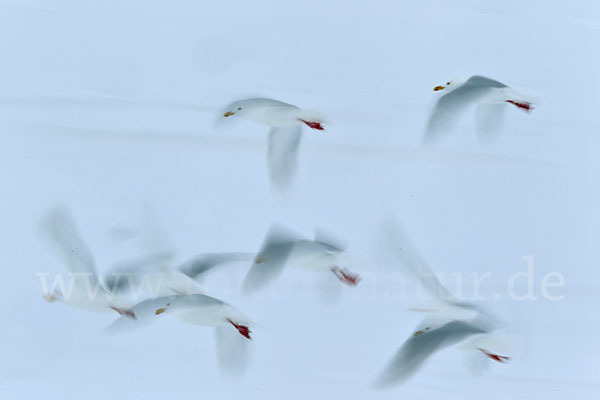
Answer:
xmin=223 ymin=111 xmax=235 ymax=117
xmin=433 ymin=85 xmax=445 ymax=92
xmin=43 ymin=293 xmax=56 ymax=303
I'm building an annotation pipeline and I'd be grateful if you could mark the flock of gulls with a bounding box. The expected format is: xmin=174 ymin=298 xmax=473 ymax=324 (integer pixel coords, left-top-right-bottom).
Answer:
xmin=42 ymin=75 xmax=534 ymax=387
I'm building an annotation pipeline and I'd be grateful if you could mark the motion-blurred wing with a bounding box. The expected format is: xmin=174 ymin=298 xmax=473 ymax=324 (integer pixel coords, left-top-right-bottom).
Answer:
xmin=42 ymin=206 xmax=99 ymax=284
xmin=475 ymin=103 xmax=506 ymax=142
xmin=103 ymin=252 xmax=173 ymax=294
xmin=425 ymin=75 xmax=506 ymax=144
xmin=314 ymin=228 xmax=346 ymax=252
xmin=375 ymin=320 xmax=485 ymax=387
xmin=382 ymin=219 xmax=453 ymax=301
xmin=179 ymin=252 xmax=254 ymax=279
xmin=268 ymin=125 xmax=302 ymax=193
xmin=215 ymin=325 xmax=250 ymax=378
xmin=242 ymin=225 xmax=299 ymax=294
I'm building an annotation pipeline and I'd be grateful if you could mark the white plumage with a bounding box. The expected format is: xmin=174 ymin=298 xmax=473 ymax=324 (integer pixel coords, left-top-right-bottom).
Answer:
xmin=425 ymin=75 xmax=534 ymax=144
xmin=222 ymin=98 xmax=325 ymax=193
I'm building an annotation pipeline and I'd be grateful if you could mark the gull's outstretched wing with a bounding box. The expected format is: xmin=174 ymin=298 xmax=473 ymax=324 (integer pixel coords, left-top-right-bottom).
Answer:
xmin=475 ymin=103 xmax=506 ymax=142
xmin=425 ymin=75 xmax=507 ymax=144
xmin=215 ymin=325 xmax=250 ymax=378
xmin=314 ymin=228 xmax=346 ymax=253
xmin=268 ymin=125 xmax=302 ymax=193
xmin=242 ymin=225 xmax=299 ymax=294
xmin=42 ymin=206 xmax=100 ymax=285
xmin=103 ymin=252 xmax=173 ymax=294
xmin=382 ymin=219 xmax=454 ymax=301
xmin=375 ymin=320 xmax=486 ymax=387
xmin=179 ymin=252 xmax=255 ymax=280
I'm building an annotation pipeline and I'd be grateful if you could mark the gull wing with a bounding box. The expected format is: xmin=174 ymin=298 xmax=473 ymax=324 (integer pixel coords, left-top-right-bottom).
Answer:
xmin=475 ymin=103 xmax=506 ymax=142
xmin=103 ymin=252 xmax=173 ymax=294
xmin=179 ymin=252 xmax=255 ymax=279
xmin=214 ymin=325 xmax=250 ymax=378
xmin=268 ymin=125 xmax=302 ymax=193
xmin=242 ymin=225 xmax=299 ymax=294
xmin=425 ymin=75 xmax=507 ymax=144
xmin=42 ymin=206 xmax=100 ymax=286
xmin=382 ymin=219 xmax=454 ymax=301
xmin=313 ymin=228 xmax=346 ymax=253
xmin=375 ymin=320 xmax=486 ymax=387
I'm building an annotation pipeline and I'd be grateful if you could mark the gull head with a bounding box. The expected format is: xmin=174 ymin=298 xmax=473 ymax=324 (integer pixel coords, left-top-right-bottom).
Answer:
xmin=433 ymin=78 xmax=466 ymax=92
xmin=43 ymin=288 xmax=65 ymax=303
xmin=222 ymin=99 xmax=249 ymax=118
xmin=223 ymin=108 xmax=241 ymax=118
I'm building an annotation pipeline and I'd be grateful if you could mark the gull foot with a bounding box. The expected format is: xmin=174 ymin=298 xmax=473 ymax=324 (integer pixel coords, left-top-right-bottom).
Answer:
xmin=297 ymin=118 xmax=324 ymax=131
xmin=43 ymin=293 xmax=56 ymax=303
xmin=331 ymin=266 xmax=361 ymax=286
xmin=478 ymin=348 xmax=511 ymax=363
xmin=228 ymin=319 xmax=251 ymax=339
xmin=110 ymin=306 xmax=136 ymax=319
xmin=506 ymin=100 xmax=533 ymax=112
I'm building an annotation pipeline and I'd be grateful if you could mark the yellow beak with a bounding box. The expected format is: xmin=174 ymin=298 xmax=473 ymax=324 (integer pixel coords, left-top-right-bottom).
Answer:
xmin=43 ymin=293 xmax=55 ymax=303
xmin=223 ymin=111 xmax=235 ymax=117
xmin=433 ymin=85 xmax=445 ymax=92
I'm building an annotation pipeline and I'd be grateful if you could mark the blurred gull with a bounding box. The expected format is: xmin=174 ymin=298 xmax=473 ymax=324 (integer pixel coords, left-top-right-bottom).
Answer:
xmin=106 ymin=293 xmax=253 ymax=376
xmin=41 ymin=206 xmax=133 ymax=317
xmin=242 ymin=224 xmax=361 ymax=294
xmin=222 ymin=98 xmax=325 ymax=193
xmin=374 ymin=220 xmax=513 ymax=387
xmin=102 ymin=209 xmax=254 ymax=297
xmin=425 ymin=75 xmax=534 ymax=144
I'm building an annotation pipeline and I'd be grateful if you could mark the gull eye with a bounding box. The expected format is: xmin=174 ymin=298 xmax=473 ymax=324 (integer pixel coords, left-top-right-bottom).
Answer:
xmin=237 ymin=107 xmax=242 ymax=110
xmin=447 ymin=82 xmax=451 ymax=85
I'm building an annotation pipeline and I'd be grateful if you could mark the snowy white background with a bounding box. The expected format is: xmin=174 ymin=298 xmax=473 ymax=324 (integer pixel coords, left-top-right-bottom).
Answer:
xmin=1 ymin=0 xmax=599 ymax=398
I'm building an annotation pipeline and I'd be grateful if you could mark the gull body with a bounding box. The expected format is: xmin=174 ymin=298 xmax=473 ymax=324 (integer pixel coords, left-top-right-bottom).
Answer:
xmin=224 ymin=98 xmax=306 ymax=127
xmin=107 ymin=293 xmax=252 ymax=335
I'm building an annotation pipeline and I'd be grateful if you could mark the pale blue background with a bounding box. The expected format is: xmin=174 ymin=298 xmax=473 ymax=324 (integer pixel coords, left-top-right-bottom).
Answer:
xmin=0 ymin=0 xmax=598 ymax=399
